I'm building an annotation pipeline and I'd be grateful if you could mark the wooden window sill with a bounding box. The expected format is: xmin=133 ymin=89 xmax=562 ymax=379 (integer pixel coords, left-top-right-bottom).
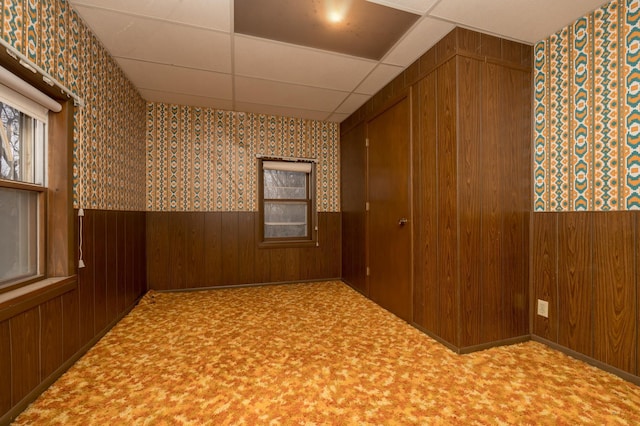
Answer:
xmin=0 ymin=276 xmax=77 ymax=322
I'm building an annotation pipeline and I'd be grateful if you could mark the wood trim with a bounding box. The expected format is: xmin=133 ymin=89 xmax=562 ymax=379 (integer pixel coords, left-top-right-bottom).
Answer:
xmin=154 ymin=278 xmax=342 ymax=293
xmin=257 ymin=159 xmax=317 ymax=248
xmin=458 ymin=335 xmax=531 ymax=355
xmin=532 ymin=335 xmax=640 ymax=386
xmin=47 ymin=99 xmax=75 ymax=277
xmin=0 ymin=276 xmax=76 ymax=323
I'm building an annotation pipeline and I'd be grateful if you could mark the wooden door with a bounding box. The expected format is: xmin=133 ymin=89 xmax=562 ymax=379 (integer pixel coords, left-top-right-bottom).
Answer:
xmin=367 ymin=95 xmax=412 ymax=322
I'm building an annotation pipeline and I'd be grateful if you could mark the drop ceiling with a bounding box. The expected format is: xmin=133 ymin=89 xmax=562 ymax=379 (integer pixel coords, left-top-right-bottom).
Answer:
xmin=69 ymin=0 xmax=609 ymax=123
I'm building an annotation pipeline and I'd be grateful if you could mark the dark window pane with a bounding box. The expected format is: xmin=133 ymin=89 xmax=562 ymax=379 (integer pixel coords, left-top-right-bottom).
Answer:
xmin=263 ymin=169 xmax=307 ymax=199
xmin=0 ymin=187 xmax=38 ymax=283
xmin=264 ymin=201 xmax=307 ymax=238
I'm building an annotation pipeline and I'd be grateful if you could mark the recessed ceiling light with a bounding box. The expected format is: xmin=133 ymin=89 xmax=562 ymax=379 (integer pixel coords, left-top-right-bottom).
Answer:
xmin=325 ymin=0 xmax=352 ymax=24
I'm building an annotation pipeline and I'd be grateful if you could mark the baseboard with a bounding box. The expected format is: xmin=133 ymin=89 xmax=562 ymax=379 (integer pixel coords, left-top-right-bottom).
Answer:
xmin=458 ymin=335 xmax=531 ymax=354
xmin=531 ymin=335 xmax=640 ymax=386
xmin=0 ymin=297 xmax=142 ymax=426
xmin=410 ymin=322 xmax=462 ymax=353
xmin=153 ymin=278 xmax=343 ymax=293
xmin=410 ymin=323 xmax=531 ymax=355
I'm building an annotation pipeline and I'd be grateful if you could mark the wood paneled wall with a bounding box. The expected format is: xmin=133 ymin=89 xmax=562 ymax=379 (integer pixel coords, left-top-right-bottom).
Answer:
xmin=340 ymin=122 xmax=367 ymax=294
xmin=0 ymin=209 xmax=147 ymax=424
xmin=532 ymin=212 xmax=639 ymax=377
xmin=412 ymin=44 xmax=531 ymax=351
xmin=146 ymin=212 xmax=341 ymax=290
xmin=342 ymin=27 xmax=532 ymax=352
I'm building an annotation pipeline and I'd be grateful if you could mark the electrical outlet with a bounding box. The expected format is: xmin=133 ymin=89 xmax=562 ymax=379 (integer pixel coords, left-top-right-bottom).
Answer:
xmin=537 ymin=299 xmax=549 ymax=318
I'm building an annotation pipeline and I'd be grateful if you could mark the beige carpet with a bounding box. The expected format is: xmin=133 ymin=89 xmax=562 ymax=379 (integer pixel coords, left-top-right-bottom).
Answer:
xmin=14 ymin=281 xmax=640 ymax=425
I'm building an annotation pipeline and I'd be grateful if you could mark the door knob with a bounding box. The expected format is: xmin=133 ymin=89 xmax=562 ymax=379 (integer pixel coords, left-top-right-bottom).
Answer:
xmin=398 ymin=218 xmax=408 ymax=226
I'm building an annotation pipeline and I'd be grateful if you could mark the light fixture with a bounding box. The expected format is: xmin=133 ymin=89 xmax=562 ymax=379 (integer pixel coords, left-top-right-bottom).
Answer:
xmin=325 ymin=0 xmax=352 ymax=24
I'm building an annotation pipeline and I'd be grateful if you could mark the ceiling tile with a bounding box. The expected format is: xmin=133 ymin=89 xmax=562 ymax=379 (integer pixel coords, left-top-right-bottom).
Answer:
xmin=366 ymin=0 xmax=438 ymax=15
xmin=117 ymin=59 xmax=232 ymax=100
xmin=74 ymin=5 xmax=231 ymax=72
xmin=139 ymin=89 xmax=235 ymax=110
xmin=430 ymin=0 xmax=608 ymax=43
xmin=234 ymin=102 xmax=331 ymax=122
xmin=234 ymin=36 xmax=376 ymax=92
xmin=235 ymin=76 xmax=348 ymax=112
xmin=336 ymin=93 xmax=371 ymax=114
xmin=355 ymin=64 xmax=404 ymax=95
xmin=383 ymin=17 xmax=455 ymax=66
xmin=70 ymin=0 xmax=231 ymax=31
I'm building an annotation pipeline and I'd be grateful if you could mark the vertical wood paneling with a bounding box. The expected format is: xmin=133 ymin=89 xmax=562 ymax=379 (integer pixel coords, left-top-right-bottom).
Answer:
xmin=315 ymin=212 xmax=328 ymax=280
xmin=124 ymin=212 xmax=135 ymax=307
xmin=93 ymin=210 xmax=108 ymax=331
xmin=146 ymin=211 xmax=341 ymax=290
xmin=1 ymin=209 xmax=147 ymax=421
xmin=0 ymin=321 xmax=11 ymax=415
xmin=557 ymin=213 xmax=592 ymax=356
xmin=284 ymin=249 xmax=300 ymax=282
xmin=269 ymin=249 xmax=286 ymax=283
xmin=105 ymin=212 xmax=119 ymax=321
xmin=457 ymin=57 xmax=482 ymax=347
xmin=146 ymin=212 xmax=170 ymax=290
xmin=532 ymin=213 xmax=558 ymax=341
xmin=238 ymin=212 xmax=255 ymax=284
xmin=500 ymin=66 xmax=529 ymax=338
xmin=437 ymin=58 xmax=458 ymax=345
xmin=414 ymin=71 xmax=439 ymax=333
xmin=593 ymin=212 xmax=636 ymax=373
xmin=221 ymin=212 xmax=239 ymax=286
xmin=40 ymin=297 xmax=63 ymax=379
xmin=10 ymin=308 xmax=39 ymax=404
xmin=204 ymin=212 xmax=223 ymax=286
xmin=116 ymin=212 xmax=126 ymax=312
xmin=78 ymin=208 xmax=95 ymax=345
xmin=481 ymin=62 xmax=504 ymax=343
xmin=137 ymin=213 xmax=147 ymax=295
xmin=61 ymin=288 xmax=79 ymax=360
xmin=456 ymin=27 xmax=481 ymax=54
xmin=185 ymin=212 xmax=205 ymax=288
xmin=340 ymin=121 xmax=367 ymax=294
xmin=327 ymin=213 xmax=342 ymax=278
xmin=168 ymin=212 xmax=187 ymax=289
xmin=517 ymin=69 xmax=532 ymax=336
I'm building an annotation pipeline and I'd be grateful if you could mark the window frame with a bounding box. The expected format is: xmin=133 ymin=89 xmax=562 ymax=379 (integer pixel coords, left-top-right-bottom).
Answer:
xmin=0 ymin=54 xmax=76 ymax=296
xmin=0 ymin=92 xmax=49 ymax=293
xmin=0 ymin=179 xmax=47 ymax=292
xmin=258 ymin=158 xmax=317 ymax=248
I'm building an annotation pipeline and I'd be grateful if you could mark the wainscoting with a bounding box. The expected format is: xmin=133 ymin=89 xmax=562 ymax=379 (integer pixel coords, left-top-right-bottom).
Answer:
xmin=0 ymin=209 xmax=147 ymax=424
xmin=532 ymin=211 xmax=639 ymax=377
xmin=146 ymin=212 xmax=341 ymax=290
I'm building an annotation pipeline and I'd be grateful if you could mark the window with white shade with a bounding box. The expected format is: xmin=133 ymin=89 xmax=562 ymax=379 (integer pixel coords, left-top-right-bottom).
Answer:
xmin=0 ymin=83 xmax=49 ymax=289
xmin=259 ymin=159 xmax=316 ymax=246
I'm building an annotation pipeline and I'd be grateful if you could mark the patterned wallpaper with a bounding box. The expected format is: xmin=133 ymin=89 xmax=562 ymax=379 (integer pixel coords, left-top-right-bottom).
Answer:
xmin=146 ymin=103 xmax=340 ymax=212
xmin=0 ymin=0 xmax=147 ymax=211
xmin=534 ymin=0 xmax=640 ymax=211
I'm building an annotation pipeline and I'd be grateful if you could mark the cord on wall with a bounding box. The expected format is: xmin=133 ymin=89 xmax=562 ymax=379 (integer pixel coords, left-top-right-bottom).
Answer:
xmin=78 ymin=208 xmax=85 ymax=268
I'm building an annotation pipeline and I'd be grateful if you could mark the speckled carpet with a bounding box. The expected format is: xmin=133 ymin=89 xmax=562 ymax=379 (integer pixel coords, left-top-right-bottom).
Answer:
xmin=14 ymin=281 xmax=640 ymax=425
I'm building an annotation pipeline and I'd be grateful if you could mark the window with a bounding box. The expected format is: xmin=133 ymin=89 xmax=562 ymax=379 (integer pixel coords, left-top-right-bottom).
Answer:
xmin=0 ymin=85 xmax=48 ymax=289
xmin=259 ymin=159 xmax=316 ymax=246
